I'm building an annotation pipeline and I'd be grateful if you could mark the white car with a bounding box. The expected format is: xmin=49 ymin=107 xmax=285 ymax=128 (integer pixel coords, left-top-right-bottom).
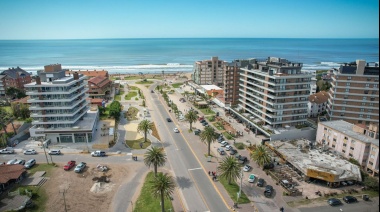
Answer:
xmin=243 ymin=165 xmax=252 ymax=172
xmin=220 ymin=141 xmax=229 ymax=147
xmin=225 ymin=145 xmax=232 ymax=151
xmin=6 ymin=159 xmax=18 ymax=165
xmin=23 ymin=149 xmax=37 ymax=155
xmin=0 ymin=147 xmax=14 ymax=154
xmin=173 ymin=128 xmax=179 ymax=133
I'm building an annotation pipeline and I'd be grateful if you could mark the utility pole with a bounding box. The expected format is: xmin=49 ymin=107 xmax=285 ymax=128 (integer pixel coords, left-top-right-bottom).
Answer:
xmin=237 ymin=168 xmax=243 ymax=204
xmin=60 ymin=189 xmax=68 ymax=212
xmin=41 ymin=139 xmax=49 ymax=164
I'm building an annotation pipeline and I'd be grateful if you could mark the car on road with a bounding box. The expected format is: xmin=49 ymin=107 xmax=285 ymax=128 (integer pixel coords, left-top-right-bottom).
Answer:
xmin=15 ymin=159 xmax=26 ymax=165
xmin=6 ymin=159 xmax=18 ymax=165
xmin=328 ymin=198 xmax=343 ymax=206
xmin=74 ymin=162 xmax=87 ymax=173
xmin=229 ymin=149 xmax=238 ymax=155
xmin=173 ymin=128 xmax=179 ymax=133
xmin=217 ymin=148 xmax=225 ymax=155
xmin=64 ymin=160 xmax=76 ymax=171
xmin=225 ymin=145 xmax=232 ymax=151
xmin=166 ymin=118 xmax=172 ymax=122
xmin=243 ymin=165 xmax=252 ymax=172
xmin=343 ymin=196 xmax=358 ymax=204
xmin=91 ymin=150 xmax=106 ymax=157
xmin=48 ymin=149 xmax=61 ymax=155
xmin=264 ymin=185 xmax=274 ymax=197
xmin=248 ymin=174 xmax=256 ymax=183
xmin=257 ymin=178 xmax=265 ymax=187
xmin=23 ymin=149 xmax=37 ymax=155
xmin=24 ymin=159 xmax=36 ymax=169
xmin=0 ymin=147 xmax=14 ymax=154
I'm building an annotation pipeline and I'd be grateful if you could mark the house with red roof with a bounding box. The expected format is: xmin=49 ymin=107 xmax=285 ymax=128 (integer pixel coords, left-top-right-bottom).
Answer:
xmin=0 ymin=164 xmax=27 ymax=190
xmin=88 ymin=76 xmax=112 ymax=100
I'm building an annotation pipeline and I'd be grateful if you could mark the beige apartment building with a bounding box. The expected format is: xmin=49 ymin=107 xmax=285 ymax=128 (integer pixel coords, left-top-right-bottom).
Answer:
xmin=192 ymin=57 xmax=225 ymax=87
xmin=326 ymin=60 xmax=379 ymax=125
xmin=316 ymin=120 xmax=379 ymax=177
xmin=224 ymin=60 xmax=240 ymax=106
xmin=238 ymin=57 xmax=311 ymax=128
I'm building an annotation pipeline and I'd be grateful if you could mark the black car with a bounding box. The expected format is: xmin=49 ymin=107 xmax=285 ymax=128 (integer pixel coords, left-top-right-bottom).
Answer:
xmin=237 ymin=156 xmax=248 ymax=164
xmin=263 ymin=163 xmax=274 ymax=169
xmin=264 ymin=185 xmax=273 ymax=197
xmin=202 ymin=121 xmax=208 ymax=126
xmin=229 ymin=149 xmax=237 ymax=155
xmin=328 ymin=198 xmax=343 ymax=206
xmin=166 ymin=118 xmax=172 ymax=122
xmin=200 ymin=119 xmax=206 ymax=123
xmin=217 ymin=137 xmax=224 ymax=143
xmin=343 ymin=196 xmax=358 ymax=204
xmin=257 ymin=178 xmax=265 ymax=187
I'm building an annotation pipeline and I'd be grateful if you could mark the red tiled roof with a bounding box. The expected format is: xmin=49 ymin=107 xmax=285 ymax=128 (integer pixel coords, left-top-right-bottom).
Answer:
xmin=88 ymin=76 xmax=111 ymax=87
xmin=0 ymin=123 xmax=21 ymax=134
xmin=91 ymin=98 xmax=104 ymax=103
xmin=308 ymin=91 xmax=329 ymax=104
xmin=66 ymin=70 xmax=109 ymax=78
xmin=0 ymin=164 xmax=26 ymax=184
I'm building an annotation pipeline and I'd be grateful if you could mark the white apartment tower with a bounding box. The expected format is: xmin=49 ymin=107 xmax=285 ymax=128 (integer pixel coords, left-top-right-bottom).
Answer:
xmin=192 ymin=57 xmax=225 ymax=87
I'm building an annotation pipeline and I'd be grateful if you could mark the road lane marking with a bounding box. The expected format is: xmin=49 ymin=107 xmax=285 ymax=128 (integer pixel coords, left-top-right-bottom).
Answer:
xmin=187 ymin=169 xmax=211 ymax=212
xmin=188 ymin=167 xmax=202 ymax=171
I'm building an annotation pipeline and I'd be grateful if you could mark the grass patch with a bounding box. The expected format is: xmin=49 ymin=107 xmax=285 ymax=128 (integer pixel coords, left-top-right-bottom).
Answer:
xmin=124 ymin=76 xmax=144 ymax=80
xmin=171 ymin=83 xmax=183 ymax=88
xmin=129 ymin=86 xmax=139 ymax=90
xmin=199 ymin=108 xmax=215 ymax=115
xmin=207 ymin=116 xmax=216 ymax=122
xmin=99 ymin=105 xmax=111 ymax=120
xmin=114 ymin=91 xmax=125 ymax=101
xmin=151 ymin=122 xmax=161 ymax=141
xmin=135 ymin=80 xmax=154 ymax=84
xmin=125 ymin=91 xmax=138 ymax=100
xmin=1 ymin=106 xmax=12 ymax=113
xmin=125 ymin=138 xmax=152 ymax=149
xmin=212 ymin=122 xmax=224 ymax=131
xmin=219 ymin=177 xmax=250 ymax=204
xmin=204 ymin=153 xmax=215 ymax=158
xmin=222 ymin=131 xmax=234 ymax=140
xmin=28 ymin=163 xmax=57 ymax=177
xmin=125 ymin=107 xmax=139 ymax=121
xmin=133 ymin=172 xmax=174 ymax=212
xmin=234 ymin=142 xmax=246 ymax=150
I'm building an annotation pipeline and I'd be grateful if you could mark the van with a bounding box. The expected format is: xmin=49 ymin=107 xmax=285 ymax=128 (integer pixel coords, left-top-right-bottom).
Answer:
xmin=91 ymin=150 xmax=106 ymax=157
xmin=48 ymin=149 xmax=61 ymax=155
xmin=217 ymin=148 xmax=225 ymax=155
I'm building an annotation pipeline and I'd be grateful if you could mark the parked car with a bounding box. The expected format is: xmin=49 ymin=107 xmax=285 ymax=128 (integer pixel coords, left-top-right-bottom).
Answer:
xmin=257 ymin=178 xmax=265 ymax=187
xmin=151 ymin=90 xmax=154 ymax=93
xmin=225 ymin=145 xmax=232 ymax=151
xmin=91 ymin=150 xmax=106 ymax=157
xmin=341 ymin=181 xmax=348 ymax=186
xmin=328 ymin=198 xmax=342 ymax=206
xmin=243 ymin=165 xmax=252 ymax=172
xmin=194 ymin=129 xmax=201 ymax=135
xmin=263 ymin=163 xmax=274 ymax=169
xmin=248 ymin=174 xmax=256 ymax=183
xmin=166 ymin=118 xmax=172 ymax=122
xmin=346 ymin=181 xmax=354 ymax=186
xmin=264 ymin=185 xmax=274 ymax=197
xmin=173 ymin=128 xmax=179 ymax=133
xmin=23 ymin=149 xmax=37 ymax=155
xmin=15 ymin=159 xmax=26 ymax=165
xmin=198 ymin=116 xmax=204 ymax=121
xmin=24 ymin=159 xmax=36 ymax=169
xmin=217 ymin=148 xmax=225 ymax=155
xmin=0 ymin=147 xmax=14 ymax=154
xmin=237 ymin=156 xmax=248 ymax=164
xmin=48 ymin=149 xmax=61 ymax=155
xmin=202 ymin=121 xmax=208 ymax=126
xmin=217 ymin=137 xmax=224 ymax=143
xmin=200 ymin=119 xmax=206 ymax=123
xmin=6 ymin=159 xmax=18 ymax=165
xmin=74 ymin=162 xmax=87 ymax=173
xmin=343 ymin=196 xmax=358 ymax=204
xmin=64 ymin=161 xmax=76 ymax=171
xmin=220 ymin=141 xmax=229 ymax=147
xmin=229 ymin=149 xmax=238 ymax=155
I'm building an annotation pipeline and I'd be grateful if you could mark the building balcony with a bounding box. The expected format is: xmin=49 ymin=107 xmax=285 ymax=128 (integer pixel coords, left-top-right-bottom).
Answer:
xmin=28 ymin=89 xmax=89 ymax=103
xmin=31 ymin=107 xmax=88 ymax=125
xmin=25 ymin=82 xmax=86 ymax=95
xmin=30 ymin=103 xmax=88 ymax=118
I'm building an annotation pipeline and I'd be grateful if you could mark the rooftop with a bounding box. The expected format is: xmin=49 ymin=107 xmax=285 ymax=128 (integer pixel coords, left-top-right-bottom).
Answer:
xmin=320 ymin=120 xmax=379 ymax=146
xmin=268 ymin=140 xmax=362 ymax=182
xmin=1 ymin=67 xmax=31 ymax=79
xmin=0 ymin=164 xmax=26 ymax=184
xmin=308 ymin=91 xmax=329 ymax=104
xmin=66 ymin=70 xmax=109 ymax=78
xmin=200 ymin=84 xmax=223 ymax=91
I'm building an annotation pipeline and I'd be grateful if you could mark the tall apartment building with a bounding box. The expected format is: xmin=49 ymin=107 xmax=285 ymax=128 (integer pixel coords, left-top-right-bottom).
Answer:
xmin=1 ymin=67 xmax=32 ymax=90
xmin=0 ymin=75 xmax=5 ymax=97
xmin=25 ymin=64 xmax=98 ymax=143
xmin=224 ymin=60 xmax=240 ymax=106
xmin=238 ymin=57 xmax=311 ymax=128
xmin=316 ymin=120 xmax=379 ymax=177
xmin=326 ymin=60 xmax=379 ymax=125
xmin=192 ymin=57 xmax=225 ymax=86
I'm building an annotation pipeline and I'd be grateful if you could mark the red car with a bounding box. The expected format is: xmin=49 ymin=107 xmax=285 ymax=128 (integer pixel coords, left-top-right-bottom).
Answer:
xmin=64 ymin=161 xmax=76 ymax=171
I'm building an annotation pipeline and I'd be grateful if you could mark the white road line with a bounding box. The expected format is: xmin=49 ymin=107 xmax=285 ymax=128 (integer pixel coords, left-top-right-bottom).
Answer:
xmin=188 ymin=167 xmax=202 ymax=171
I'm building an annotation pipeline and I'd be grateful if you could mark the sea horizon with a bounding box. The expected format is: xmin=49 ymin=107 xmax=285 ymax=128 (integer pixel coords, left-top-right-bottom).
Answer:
xmin=0 ymin=38 xmax=378 ymax=75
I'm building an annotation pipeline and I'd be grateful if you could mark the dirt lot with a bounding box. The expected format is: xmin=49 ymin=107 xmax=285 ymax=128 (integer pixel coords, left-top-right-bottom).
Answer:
xmin=43 ymin=163 xmax=140 ymax=212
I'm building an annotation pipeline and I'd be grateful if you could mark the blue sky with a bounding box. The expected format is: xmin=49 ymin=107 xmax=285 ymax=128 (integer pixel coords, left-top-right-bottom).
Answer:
xmin=0 ymin=0 xmax=378 ymax=39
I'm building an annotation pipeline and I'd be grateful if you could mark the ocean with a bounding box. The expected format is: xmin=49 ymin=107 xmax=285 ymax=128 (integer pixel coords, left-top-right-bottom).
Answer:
xmin=0 ymin=38 xmax=378 ymax=75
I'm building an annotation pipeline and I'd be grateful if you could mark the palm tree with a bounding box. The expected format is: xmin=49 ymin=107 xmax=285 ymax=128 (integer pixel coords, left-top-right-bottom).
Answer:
xmin=250 ymin=145 xmax=272 ymax=167
xmin=185 ymin=110 xmax=198 ymax=131
xmin=137 ymin=119 xmax=153 ymax=143
xmin=199 ymin=126 xmax=217 ymax=156
xmin=144 ymin=146 xmax=167 ymax=176
xmin=149 ymin=172 xmax=175 ymax=212
xmin=217 ymin=156 xmax=241 ymax=185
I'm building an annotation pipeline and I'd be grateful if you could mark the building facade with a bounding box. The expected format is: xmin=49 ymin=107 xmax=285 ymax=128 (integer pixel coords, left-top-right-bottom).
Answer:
xmin=316 ymin=120 xmax=379 ymax=177
xmin=308 ymin=91 xmax=329 ymax=118
xmin=192 ymin=57 xmax=225 ymax=86
xmin=25 ymin=64 xmax=98 ymax=143
xmin=0 ymin=75 xmax=6 ymax=97
xmin=1 ymin=67 xmax=32 ymax=90
xmin=238 ymin=57 xmax=311 ymax=128
xmin=87 ymin=76 xmax=112 ymax=99
xmin=326 ymin=60 xmax=379 ymax=125
xmin=224 ymin=60 xmax=240 ymax=106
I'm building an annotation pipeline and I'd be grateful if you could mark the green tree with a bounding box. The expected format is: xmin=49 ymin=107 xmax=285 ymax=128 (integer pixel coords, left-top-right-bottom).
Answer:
xmin=185 ymin=110 xmax=198 ymax=131
xmin=149 ymin=172 xmax=175 ymax=212
xmin=0 ymin=108 xmax=9 ymax=134
xmin=218 ymin=156 xmax=241 ymax=184
xmin=199 ymin=126 xmax=217 ymax=156
xmin=250 ymin=145 xmax=271 ymax=167
xmin=137 ymin=119 xmax=153 ymax=143
xmin=364 ymin=176 xmax=379 ymax=191
xmin=144 ymin=146 xmax=167 ymax=176
xmin=109 ymin=101 xmax=122 ymax=121
xmin=6 ymin=87 xmax=26 ymax=99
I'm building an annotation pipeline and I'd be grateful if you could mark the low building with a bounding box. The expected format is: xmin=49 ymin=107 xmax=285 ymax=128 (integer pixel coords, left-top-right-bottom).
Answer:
xmin=87 ymin=76 xmax=112 ymax=100
xmin=267 ymin=140 xmax=362 ymax=185
xmin=308 ymin=91 xmax=329 ymax=118
xmin=66 ymin=70 xmax=109 ymax=79
xmin=0 ymin=164 xmax=27 ymax=190
xmin=0 ymin=75 xmax=6 ymax=97
xmin=316 ymin=120 xmax=379 ymax=176
xmin=1 ymin=67 xmax=32 ymax=90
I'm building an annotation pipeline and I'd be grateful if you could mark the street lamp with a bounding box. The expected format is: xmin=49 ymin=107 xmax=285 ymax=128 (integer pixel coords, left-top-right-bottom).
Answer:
xmin=237 ymin=167 xmax=243 ymax=206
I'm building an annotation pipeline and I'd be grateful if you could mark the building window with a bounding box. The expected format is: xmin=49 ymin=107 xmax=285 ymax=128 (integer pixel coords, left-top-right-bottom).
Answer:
xmin=369 ymin=161 xmax=373 ymax=165
xmin=347 ymin=76 xmax=352 ymax=80
xmin=350 ymin=147 xmax=355 ymax=150
xmin=332 ymin=145 xmax=335 ymax=148
xmin=374 ymin=84 xmax=378 ymax=88
xmin=360 ymin=108 xmax=365 ymax=112
xmin=363 ymin=96 xmax=367 ymax=100
xmin=333 ymin=138 xmax=337 ymax=142
xmin=370 ymin=154 xmax=375 ymax=159
xmin=362 ymin=102 xmax=366 ymax=106
xmin=364 ymin=90 xmax=369 ymax=94
xmin=342 ymin=150 xmax=346 ymax=153
xmin=342 ymin=107 xmax=345 ymax=111
xmin=346 ymin=82 xmax=350 ymax=86
xmin=343 ymin=101 xmax=347 ymax=104
xmin=349 ymin=153 xmax=353 ymax=157
xmin=365 ymin=83 xmax=370 ymax=87
xmin=344 ymin=136 xmax=348 ymax=140
xmin=367 ymin=115 xmax=371 ymax=119
xmin=343 ymin=143 xmax=347 ymax=147
xmin=372 ymin=147 xmax=377 ymax=151
xmin=351 ymin=140 xmax=355 ymax=144
xmin=345 ymin=88 xmax=350 ymax=92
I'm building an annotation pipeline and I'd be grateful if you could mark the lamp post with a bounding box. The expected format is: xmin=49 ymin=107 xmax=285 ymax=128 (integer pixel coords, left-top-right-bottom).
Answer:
xmin=237 ymin=168 xmax=243 ymax=205
xmin=130 ymin=201 xmax=133 ymax=212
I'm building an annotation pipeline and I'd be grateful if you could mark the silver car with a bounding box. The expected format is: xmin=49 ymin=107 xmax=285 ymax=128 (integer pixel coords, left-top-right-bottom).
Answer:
xmin=23 ymin=149 xmax=37 ymax=155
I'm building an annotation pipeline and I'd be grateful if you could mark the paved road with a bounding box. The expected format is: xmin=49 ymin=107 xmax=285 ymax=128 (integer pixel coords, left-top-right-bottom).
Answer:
xmin=299 ymin=197 xmax=379 ymax=212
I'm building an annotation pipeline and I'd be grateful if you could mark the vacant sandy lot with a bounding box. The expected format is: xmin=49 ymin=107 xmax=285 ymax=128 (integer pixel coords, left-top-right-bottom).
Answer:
xmin=43 ymin=163 xmax=139 ymax=212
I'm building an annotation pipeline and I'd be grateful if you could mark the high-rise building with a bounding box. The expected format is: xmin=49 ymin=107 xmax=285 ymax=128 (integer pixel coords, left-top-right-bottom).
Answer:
xmin=25 ymin=64 xmax=98 ymax=143
xmin=192 ymin=57 xmax=225 ymax=86
xmin=326 ymin=60 xmax=379 ymax=125
xmin=224 ymin=60 xmax=240 ymax=106
xmin=238 ymin=57 xmax=311 ymax=128
xmin=0 ymin=75 xmax=6 ymax=97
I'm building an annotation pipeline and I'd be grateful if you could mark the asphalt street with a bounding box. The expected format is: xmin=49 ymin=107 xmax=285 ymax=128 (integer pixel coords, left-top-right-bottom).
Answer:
xmin=299 ymin=197 xmax=379 ymax=212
